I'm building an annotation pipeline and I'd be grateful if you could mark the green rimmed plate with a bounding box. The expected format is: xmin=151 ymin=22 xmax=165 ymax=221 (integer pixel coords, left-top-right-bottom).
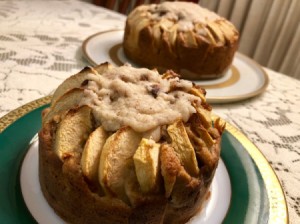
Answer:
xmin=0 ymin=97 xmax=288 ymax=223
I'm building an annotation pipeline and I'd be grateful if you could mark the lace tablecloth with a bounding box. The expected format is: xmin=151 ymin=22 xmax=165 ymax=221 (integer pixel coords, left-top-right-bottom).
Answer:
xmin=0 ymin=0 xmax=299 ymax=223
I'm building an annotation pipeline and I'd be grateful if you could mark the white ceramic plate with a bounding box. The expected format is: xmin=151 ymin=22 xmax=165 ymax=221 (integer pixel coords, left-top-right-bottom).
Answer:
xmin=20 ymin=140 xmax=231 ymax=224
xmin=82 ymin=30 xmax=269 ymax=103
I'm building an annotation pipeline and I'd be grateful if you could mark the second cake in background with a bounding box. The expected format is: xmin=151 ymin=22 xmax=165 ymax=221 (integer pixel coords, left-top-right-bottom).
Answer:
xmin=123 ymin=1 xmax=239 ymax=80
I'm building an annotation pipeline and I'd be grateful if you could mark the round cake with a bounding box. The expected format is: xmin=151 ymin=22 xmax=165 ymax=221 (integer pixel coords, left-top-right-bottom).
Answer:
xmin=123 ymin=1 xmax=239 ymax=80
xmin=39 ymin=62 xmax=225 ymax=224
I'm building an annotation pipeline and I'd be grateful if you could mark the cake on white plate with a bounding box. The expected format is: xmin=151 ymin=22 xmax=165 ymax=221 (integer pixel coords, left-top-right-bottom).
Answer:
xmin=39 ymin=62 xmax=225 ymax=224
xmin=123 ymin=1 xmax=239 ymax=80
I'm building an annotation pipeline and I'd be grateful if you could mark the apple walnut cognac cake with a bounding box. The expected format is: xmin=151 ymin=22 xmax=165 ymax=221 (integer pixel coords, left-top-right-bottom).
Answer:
xmin=39 ymin=62 xmax=225 ymax=224
xmin=123 ymin=1 xmax=239 ymax=80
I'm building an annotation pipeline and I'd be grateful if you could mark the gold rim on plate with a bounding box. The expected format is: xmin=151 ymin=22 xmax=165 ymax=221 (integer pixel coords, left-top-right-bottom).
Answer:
xmin=0 ymin=96 xmax=51 ymax=133
xmin=0 ymin=97 xmax=288 ymax=223
xmin=224 ymin=120 xmax=289 ymax=223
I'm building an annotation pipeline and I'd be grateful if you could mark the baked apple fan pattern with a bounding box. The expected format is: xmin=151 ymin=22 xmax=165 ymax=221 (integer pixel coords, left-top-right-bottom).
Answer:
xmin=38 ymin=62 xmax=225 ymax=224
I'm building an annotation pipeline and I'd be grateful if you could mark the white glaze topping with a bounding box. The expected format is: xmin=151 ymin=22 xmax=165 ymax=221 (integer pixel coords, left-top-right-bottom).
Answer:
xmin=79 ymin=64 xmax=202 ymax=132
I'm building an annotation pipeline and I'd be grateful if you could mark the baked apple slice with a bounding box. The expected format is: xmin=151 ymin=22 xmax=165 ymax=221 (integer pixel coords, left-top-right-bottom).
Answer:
xmin=51 ymin=67 xmax=94 ymax=105
xmin=189 ymin=86 xmax=207 ymax=103
xmin=167 ymin=120 xmax=199 ymax=177
xmin=160 ymin=143 xmax=201 ymax=207
xmin=169 ymin=167 xmax=201 ymax=207
xmin=133 ymin=138 xmax=161 ymax=193
xmin=193 ymin=106 xmax=212 ymax=129
xmin=51 ymin=62 xmax=113 ymax=105
xmin=81 ymin=126 xmax=108 ymax=182
xmin=54 ymin=105 xmax=93 ymax=160
xmin=160 ymin=144 xmax=181 ymax=197
xmin=99 ymin=127 xmax=142 ymax=202
xmin=43 ymin=88 xmax=84 ymax=124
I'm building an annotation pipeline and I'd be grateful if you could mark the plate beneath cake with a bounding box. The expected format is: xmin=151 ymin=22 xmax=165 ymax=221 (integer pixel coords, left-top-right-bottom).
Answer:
xmin=82 ymin=30 xmax=269 ymax=104
xmin=20 ymin=141 xmax=231 ymax=224
xmin=0 ymin=97 xmax=288 ymax=223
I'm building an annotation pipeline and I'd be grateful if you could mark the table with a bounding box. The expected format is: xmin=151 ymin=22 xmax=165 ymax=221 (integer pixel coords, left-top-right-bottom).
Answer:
xmin=0 ymin=1 xmax=299 ymax=223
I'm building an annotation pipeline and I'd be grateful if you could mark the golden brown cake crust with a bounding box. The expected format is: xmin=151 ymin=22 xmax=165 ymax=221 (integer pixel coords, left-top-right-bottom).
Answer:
xmin=39 ymin=124 xmax=132 ymax=224
xmin=38 ymin=63 xmax=225 ymax=224
xmin=123 ymin=2 xmax=239 ymax=80
xmin=39 ymin=124 xmax=220 ymax=224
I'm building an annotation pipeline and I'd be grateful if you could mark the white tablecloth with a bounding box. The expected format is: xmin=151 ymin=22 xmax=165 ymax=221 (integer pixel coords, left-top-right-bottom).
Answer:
xmin=1 ymin=1 xmax=299 ymax=223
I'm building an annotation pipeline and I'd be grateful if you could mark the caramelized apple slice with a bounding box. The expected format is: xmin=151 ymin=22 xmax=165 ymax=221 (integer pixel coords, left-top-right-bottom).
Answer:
xmin=189 ymin=108 xmax=215 ymax=147
xmin=167 ymin=120 xmax=199 ymax=177
xmin=54 ymin=105 xmax=93 ymax=160
xmin=186 ymin=126 xmax=218 ymax=173
xmin=159 ymin=18 xmax=174 ymax=30
xmin=51 ymin=62 xmax=113 ymax=105
xmin=189 ymin=86 xmax=206 ymax=103
xmin=131 ymin=18 xmax=150 ymax=47
xmin=133 ymin=138 xmax=161 ymax=193
xmin=219 ymin=20 xmax=238 ymax=44
xmin=160 ymin=144 xmax=181 ymax=197
xmin=160 ymin=143 xmax=201 ymax=206
xmin=203 ymin=26 xmax=217 ymax=45
xmin=170 ymin=168 xmax=201 ymax=207
xmin=214 ymin=117 xmax=226 ymax=135
xmin=43 ymin=88 xmax=84 ymax=124
xmin=81 ymin=126 xmax=108 ymax=182
xmin=99 ymin=127 xmax=142 ymax=202
xmin=152 ymin=24 xmax=162 ymax=51
xmin=51 ymin=67 xmax=94 ymax=105
xmin=183 ymin=30 xmax=198 ymax=47
xmin=194 ymin=106 xmax=212 ymax=129
xmin=207 ymin=22 xmax=225 ymax=44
